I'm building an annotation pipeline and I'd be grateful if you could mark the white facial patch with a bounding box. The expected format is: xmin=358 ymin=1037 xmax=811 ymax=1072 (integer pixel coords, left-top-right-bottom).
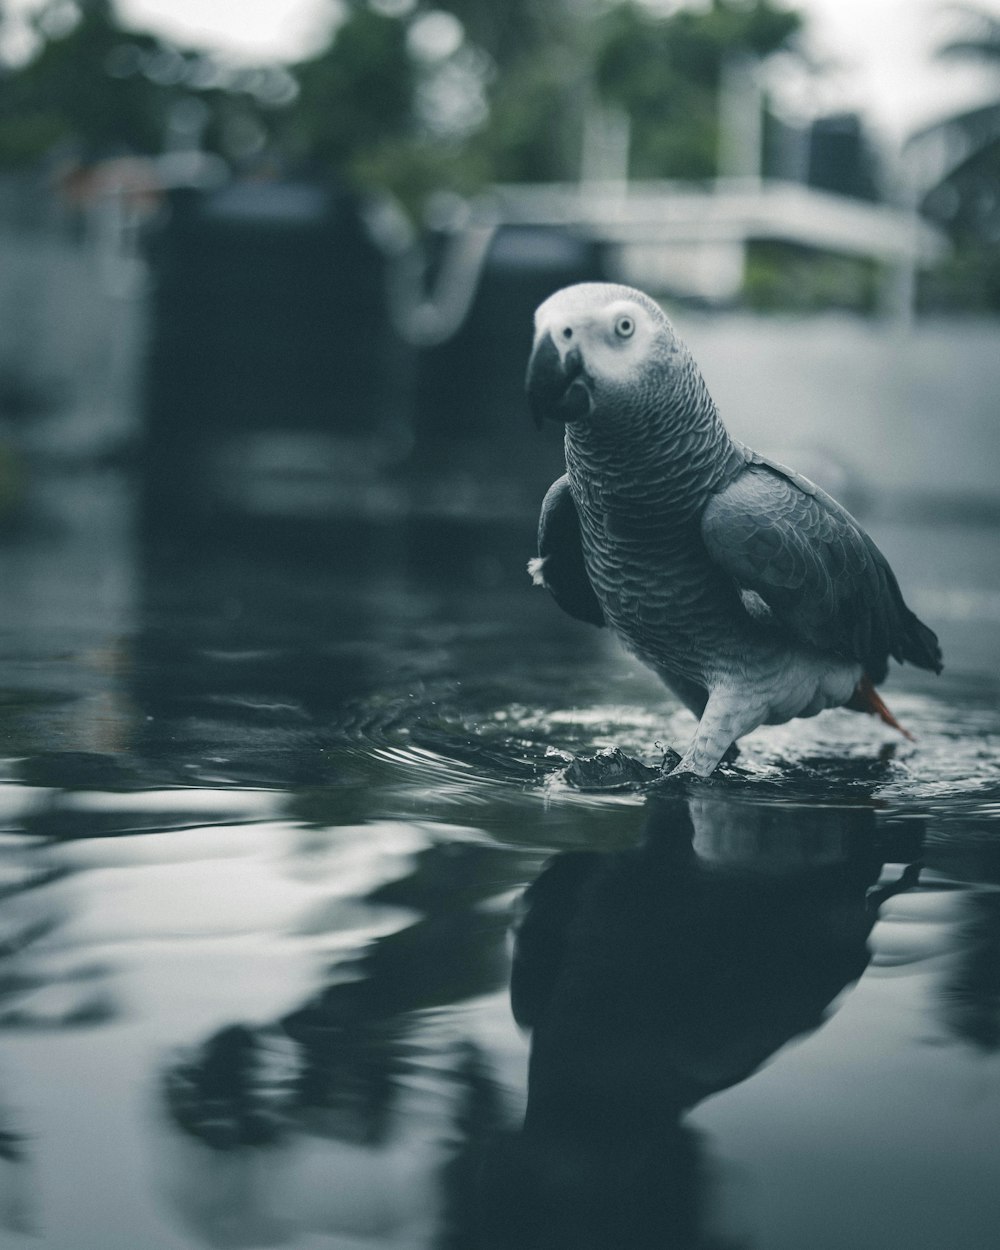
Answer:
xmin=534 ymin=287 xmax=658 ymax=388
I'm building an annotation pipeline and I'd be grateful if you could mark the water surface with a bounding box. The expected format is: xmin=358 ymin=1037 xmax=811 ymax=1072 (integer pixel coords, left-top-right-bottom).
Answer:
xmin=0 ymin=468 xmax=998 ymax=1249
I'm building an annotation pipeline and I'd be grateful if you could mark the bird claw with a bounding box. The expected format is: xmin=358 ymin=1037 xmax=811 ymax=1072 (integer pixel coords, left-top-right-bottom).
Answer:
xmin=649 ymin=752 xmax=700 ymax=793
xmin=657 ymin=746 xmax=683 ymax=773
xmin=648 ymin=771 xmax=698 ymax=798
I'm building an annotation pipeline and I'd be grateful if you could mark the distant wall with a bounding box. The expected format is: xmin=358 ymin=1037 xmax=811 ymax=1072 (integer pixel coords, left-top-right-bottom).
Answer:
xmin=680 ymin=312 xmax=1000 ymax=512
xmin=0 ymin=174 xmax=144 ymax=453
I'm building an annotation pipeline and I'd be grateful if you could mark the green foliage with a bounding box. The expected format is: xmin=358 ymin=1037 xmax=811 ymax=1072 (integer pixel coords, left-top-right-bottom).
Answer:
xmin=922 ymin=134 xmax=1000 ymax=242
xmin=475 ymin=51 xmax=583 ymax=184
xmin=743 ymin=241 xmax=881 ymax=314
xmin=351 ymin=135 xmax=488 ymax=214
xmin=301 ymin=0 xmax=804 ymax=199
xmin=287 ymin=7 xmax=415 ymax=169
xmin=434 ymin=0 xmax=568 ymax=69
xmin=0 ymin=0 xmax=164 ymax=162
xmin=281 ymin=0 xmax=584 ymax=202
xmin=0 ymin=0 xmax=292 ymax=167
xmin=918 ymin=238 xmax=1000 ymax=313
xmin=0 ymin=0 xmax=803 ymax=207
xmin=913 ymin=5 xmax=1000 ymax=309
xmin=594 ymin=0 xmax=802 ymax=179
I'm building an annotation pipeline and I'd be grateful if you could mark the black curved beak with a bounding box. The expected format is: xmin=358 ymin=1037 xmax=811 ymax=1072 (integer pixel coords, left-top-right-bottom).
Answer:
xmin=525 ymin=332 xmax=591 ymax=428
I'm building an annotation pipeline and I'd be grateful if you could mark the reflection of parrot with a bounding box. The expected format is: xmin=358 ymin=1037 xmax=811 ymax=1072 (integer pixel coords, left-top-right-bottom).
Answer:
xmin=525 ymin=283 xmax=942 ymax=776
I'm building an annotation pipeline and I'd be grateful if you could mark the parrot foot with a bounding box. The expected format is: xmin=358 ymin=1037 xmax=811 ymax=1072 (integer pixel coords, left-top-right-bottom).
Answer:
xmin=673 ymin=693 xmax=765 ymax=777
xmin=657 ymin=746 xmax=683 ymax=773
xmin=649 ymin=768 xmax=697 ymax=795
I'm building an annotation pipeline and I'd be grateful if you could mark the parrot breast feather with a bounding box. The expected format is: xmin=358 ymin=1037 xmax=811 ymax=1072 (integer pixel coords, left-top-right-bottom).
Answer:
xmin=701 ymin=457 xmax=942 ymax=682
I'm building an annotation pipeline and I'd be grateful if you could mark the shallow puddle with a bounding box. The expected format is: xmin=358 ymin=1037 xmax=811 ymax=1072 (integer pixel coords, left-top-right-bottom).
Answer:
xmin=0 ymin=472 xmax=998 ymax=1249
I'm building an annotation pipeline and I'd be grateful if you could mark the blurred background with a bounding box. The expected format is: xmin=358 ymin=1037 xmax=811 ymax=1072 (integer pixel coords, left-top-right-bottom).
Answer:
xmin=0 ymin=0 xmax=999 ymax=546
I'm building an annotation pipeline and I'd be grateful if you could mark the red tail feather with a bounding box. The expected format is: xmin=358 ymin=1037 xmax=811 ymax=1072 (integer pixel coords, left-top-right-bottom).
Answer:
xmin=846 ymin=675 xmax=914 ymax=741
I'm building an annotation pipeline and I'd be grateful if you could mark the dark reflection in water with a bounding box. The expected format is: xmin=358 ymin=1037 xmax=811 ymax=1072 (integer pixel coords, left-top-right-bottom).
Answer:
xmin=478 ymin=794 xmax=923 ymax=1250
xmin=165 ymin=839 xmax=519 ymax=1151
xmin=0 ymin=843 xmax=114 ymax=1030
xmin=155 ymin=829 xmax=531 ymax=1245
xmin=150 ymin=783 xmax=935 ymax=1250
xmin=939 ymin=889 xmax=1000 ymax=1050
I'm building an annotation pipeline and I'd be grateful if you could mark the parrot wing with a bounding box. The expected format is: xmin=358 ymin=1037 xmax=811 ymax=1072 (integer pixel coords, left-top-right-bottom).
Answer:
xmin=701 ymin=453 xmax=942 ymax=682
xmin=530 ymin=475 xmax=605 ymax=628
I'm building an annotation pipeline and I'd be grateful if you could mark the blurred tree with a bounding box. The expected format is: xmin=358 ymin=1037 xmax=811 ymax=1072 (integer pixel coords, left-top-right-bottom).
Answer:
xmin=436 ymin=0 xmax=584 ymax=182
xmin=0 ymin=0 xmax=163 ymax=162
xmin=287 ymin=4 xmax=415 ymax=171
xmin=435 ymin=0 xmax=568 ymax=69
xmin=284 ymin=0 xmax=805 ymax=203
xmin=0 ymin=0 xmax=295 ymax=168
xmin=910 ymin=4 xmax=1000 ymax=309
xmin=593 ymin=0 xmax=802 ymax=179
xmin=283 ymin=0 xmax=583 ymax=204
xmin=0 ymin=0 xmax=808 ymax=209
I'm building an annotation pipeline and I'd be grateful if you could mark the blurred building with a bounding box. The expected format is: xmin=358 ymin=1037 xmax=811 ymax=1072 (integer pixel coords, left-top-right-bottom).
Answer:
xmin=486 ymin=175 xmax=945 ymax=311
xmin=806 ymin=113 xmax=880 ymax=203
xmin=1 ymin=151 xmax=995 ymax=543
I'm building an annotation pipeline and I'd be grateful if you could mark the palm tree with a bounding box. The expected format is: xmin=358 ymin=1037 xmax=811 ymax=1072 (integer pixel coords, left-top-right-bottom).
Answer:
xmin=907 ymin=4 xmax=1000 ymax=242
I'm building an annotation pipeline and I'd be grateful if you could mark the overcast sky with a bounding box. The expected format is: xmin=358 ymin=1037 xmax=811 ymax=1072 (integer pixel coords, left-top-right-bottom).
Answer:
xmin=5 ymin=0 xmax=1000 ymax=141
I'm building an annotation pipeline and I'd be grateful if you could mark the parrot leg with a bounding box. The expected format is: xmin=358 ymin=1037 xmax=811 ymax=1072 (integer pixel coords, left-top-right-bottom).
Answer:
xmin=671 ymin=691 xmax=766 ymax=778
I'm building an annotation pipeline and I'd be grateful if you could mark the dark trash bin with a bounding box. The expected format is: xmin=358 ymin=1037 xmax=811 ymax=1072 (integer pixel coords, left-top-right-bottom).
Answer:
xmin=409 ymin=223 xmax=611 ymax=517
xmin=142 ymin=180 xmax=406 ymax=543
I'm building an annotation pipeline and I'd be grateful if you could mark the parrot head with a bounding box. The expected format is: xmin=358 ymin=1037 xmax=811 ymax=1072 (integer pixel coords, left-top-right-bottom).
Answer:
xmin=525 ymin=282 xmax=688 ymax=430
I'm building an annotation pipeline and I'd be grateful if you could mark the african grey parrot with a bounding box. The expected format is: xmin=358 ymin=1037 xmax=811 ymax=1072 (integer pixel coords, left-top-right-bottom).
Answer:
xmin=525 ymin=283 xmax=942 ymax=777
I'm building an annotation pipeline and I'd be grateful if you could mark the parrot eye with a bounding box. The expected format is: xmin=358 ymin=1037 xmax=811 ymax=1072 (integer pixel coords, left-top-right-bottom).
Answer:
xmin=614 ymin=315 xmax=635 ymax=339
